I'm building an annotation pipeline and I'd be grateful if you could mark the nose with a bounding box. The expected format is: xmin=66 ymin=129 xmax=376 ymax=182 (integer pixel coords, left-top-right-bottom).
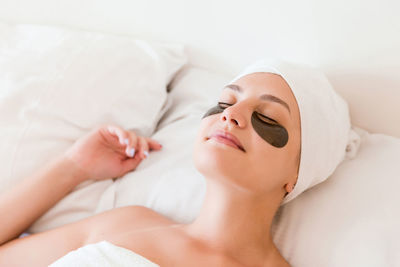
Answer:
xmin=221 ymin=114 xmax=238 ymax=125
xmin=220 ymin=106 xmax=245 ymax=128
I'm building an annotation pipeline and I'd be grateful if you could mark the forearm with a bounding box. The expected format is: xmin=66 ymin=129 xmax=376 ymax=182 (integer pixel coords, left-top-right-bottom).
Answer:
xmin=0 ymin=156 xmax=86 ymax=245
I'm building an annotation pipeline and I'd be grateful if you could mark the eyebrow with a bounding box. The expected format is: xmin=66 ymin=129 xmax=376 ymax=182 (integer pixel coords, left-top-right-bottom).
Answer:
xmin=224 ymin=84 xmax=291 ymax=114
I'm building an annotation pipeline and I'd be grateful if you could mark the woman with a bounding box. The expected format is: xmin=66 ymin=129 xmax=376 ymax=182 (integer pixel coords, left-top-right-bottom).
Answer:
xmin=0 ymin=59 xmax=353 ymax=266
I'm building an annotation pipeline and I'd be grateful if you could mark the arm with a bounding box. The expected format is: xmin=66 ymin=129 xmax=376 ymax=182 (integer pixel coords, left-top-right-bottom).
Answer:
xmin=0 ymin=155 xmax=85 ymax=246
xmin=0 ymin=125 xmax=162 ymax=265
xmin=0 ymin=205 xmax=162 ymax=266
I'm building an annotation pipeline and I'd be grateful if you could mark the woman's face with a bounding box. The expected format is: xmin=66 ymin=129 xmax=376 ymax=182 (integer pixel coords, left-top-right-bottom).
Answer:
xmin=193 ymin=72 xmax=301 ymax=196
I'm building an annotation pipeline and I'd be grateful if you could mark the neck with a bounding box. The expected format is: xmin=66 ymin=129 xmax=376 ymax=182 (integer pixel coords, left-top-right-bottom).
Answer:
xmin=183 ymin=177 xmax=283 ymax=265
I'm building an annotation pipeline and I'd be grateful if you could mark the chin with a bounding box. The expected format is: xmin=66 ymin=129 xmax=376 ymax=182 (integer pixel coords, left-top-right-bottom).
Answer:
xmin=193 ymin=136 xmax=245 ymax=182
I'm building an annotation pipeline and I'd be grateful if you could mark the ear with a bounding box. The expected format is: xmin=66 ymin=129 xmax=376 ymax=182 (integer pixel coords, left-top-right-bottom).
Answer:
xmin=285 ymin=182 xmax=295 ymax=193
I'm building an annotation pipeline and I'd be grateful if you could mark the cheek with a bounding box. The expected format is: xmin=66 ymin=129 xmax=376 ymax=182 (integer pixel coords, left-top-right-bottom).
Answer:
xmin=246 ymin=136 xmax=290 ymax=185
xmin=251 ymin=137 xmax=299 ymax=189
xmin=193 ymin=116 xmax=215 ymax=165
xmin=195 ymin=116 xmax=214 ymax=141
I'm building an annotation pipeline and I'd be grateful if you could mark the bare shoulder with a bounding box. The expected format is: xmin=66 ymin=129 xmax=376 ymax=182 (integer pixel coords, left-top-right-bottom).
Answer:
xmin=84 ymin=205 xmax=176 ymax=244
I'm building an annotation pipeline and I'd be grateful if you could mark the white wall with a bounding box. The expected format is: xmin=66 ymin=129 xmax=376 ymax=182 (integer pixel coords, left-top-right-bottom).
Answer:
xmin=1 ymin=0 xmax=399 ymax=137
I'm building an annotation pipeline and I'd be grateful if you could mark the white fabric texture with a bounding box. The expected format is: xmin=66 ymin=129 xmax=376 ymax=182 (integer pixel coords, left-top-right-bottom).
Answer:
xmin=0 ymin=22 xmax=187 ymax=232
xmin=49 ymin=241 xmax=159 ymax=267
xmin=271 ymin=126 xmax=400 ymax=267
xmin=229 ymin=58 xmax=361 ymax=204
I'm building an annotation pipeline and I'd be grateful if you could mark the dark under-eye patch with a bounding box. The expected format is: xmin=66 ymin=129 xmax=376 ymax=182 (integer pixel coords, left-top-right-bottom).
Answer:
xmin=250 ymin=113 xmax=288 ymax=148
xmin=202 ymin=103 xmax=289 ymax=148
xmin=202 ymin=104 xmax=225 ymax=119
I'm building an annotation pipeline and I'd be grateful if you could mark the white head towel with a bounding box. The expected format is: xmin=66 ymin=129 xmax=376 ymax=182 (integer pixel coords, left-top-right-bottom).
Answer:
xmin=230 ymin=59 xmax=361 ymax=205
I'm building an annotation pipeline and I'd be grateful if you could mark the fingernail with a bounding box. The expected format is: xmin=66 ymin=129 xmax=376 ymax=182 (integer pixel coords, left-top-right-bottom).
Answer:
xmin=129 ymin=148 xmax=135 ymax=157
xmin=124 ymin=138 xmax=130 ymax=145
xmin=143 ymin=150 xmax=149 ymax=158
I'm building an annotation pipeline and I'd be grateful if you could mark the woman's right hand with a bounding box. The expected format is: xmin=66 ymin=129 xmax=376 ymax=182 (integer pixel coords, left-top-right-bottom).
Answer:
xmin=64 ymin=125 xmax=162 ymax=183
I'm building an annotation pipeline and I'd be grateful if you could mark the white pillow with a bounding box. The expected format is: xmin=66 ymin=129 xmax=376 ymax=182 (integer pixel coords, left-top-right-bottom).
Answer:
xmin=0 ymin=22 xmax=187 ymax=231
xmin=271 ymin=127 xmax=400 ymax=267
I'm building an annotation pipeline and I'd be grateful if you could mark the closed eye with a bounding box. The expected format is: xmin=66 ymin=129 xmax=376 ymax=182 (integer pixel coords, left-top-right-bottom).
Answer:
xmin=217 ymin=102 xmax=278 ymax=124
xmin=256 ymin=113 xmax=278 ymax=124
xmin=217 ymin=102 xmax=231 ymax=109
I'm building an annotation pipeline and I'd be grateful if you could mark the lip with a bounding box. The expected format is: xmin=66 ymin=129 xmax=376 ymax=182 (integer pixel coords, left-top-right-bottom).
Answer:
xmin=207 ymin=130 xmax=245 ymax=152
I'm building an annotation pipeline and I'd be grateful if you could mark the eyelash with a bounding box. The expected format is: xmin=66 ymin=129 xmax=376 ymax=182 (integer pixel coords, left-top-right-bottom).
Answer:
xmin=217 ymin=102 xmax=278 ymax=124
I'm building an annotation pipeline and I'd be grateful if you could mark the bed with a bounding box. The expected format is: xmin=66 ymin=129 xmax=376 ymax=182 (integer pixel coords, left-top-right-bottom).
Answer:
xmin=0 ymin=0 xmax=399 ymax=266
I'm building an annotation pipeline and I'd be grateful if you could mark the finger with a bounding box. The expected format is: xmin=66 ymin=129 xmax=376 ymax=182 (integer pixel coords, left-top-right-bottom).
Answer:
xmin=126 ymin=135 xmax=143 ymax=159
xmin=120 ymin=155 xmax=143 ymax=174
xmin=138 ymin=136 xmax=149 ymax=159
xmin=107 ymin=125 xmax=138 ymax=158
xmin=144 ymin=137 xmax=163 ymax=151
xmin=107 ymin=125 xmax=130 ymax=146
xmin=125 ymin=145 xmax=136 ymax=158
xmin=126 ymin=130 xmax=139 ymax=155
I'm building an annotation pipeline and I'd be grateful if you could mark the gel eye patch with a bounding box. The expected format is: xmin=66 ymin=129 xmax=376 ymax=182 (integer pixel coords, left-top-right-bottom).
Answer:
xmin=202 ymin=104 xmax=289 ymax=148
xmin=250 ymin=112 xmax=289 ymax=148
xmin=202 ymin=105 xmax=225 ymax=118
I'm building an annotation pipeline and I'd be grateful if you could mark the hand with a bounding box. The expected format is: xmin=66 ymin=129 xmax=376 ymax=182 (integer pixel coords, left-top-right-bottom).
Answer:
xmin=64 ymin=125 xmax=162 ymax=183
